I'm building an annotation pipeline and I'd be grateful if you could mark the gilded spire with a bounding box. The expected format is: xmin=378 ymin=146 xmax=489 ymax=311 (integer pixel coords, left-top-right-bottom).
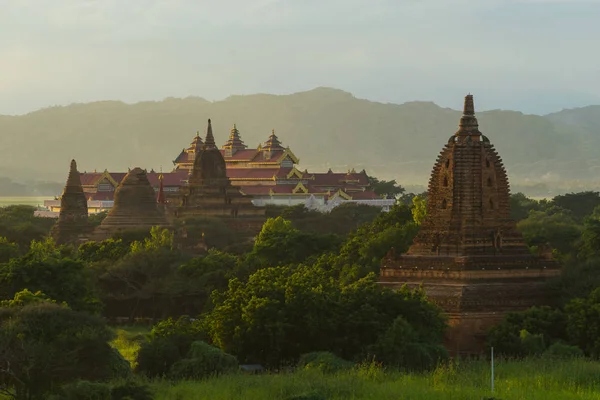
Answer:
xmin=264 ymin=129 xmax=283 ymax=150
xmin=456 ymin=94 xmax=480 ymax=136
xmin=222 ymin=123 xmax=247 ymax=150
xmin=203 ymin=118 xmax=216 ymax=149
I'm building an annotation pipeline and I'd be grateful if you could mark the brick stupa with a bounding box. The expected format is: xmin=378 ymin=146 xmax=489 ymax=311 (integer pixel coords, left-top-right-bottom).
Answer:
xmin=94 ymin=167 xmax=170 ymax=238
xmin=176 ymin=119 xmax=260 ymax=219
xmin=51 ymin=159 xmax=90 ymax=244
xmin=379 ymin=95 xmax=560 ymax=355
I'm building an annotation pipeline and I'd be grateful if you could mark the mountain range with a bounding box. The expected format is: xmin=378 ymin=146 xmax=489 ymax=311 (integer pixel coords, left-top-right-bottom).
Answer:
xmin=1 ymin=87 xmax=599 ymax=197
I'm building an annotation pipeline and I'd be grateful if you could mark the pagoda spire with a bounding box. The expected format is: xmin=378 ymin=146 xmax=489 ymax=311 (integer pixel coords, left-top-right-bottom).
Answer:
xmin=203 ymin=118 xmax=216 ymax=149
xmin=50 ymin=159 xmax=89 ymax=244
xmin=66 ymin=159 xmax=84 ymax=192
xmin=456 ymin=94 xmax=480 ymax=136
xmin=222 ymin=123 xmax=247 ymax=150
xmin=264 ymin=129 xmax=283 ymax=150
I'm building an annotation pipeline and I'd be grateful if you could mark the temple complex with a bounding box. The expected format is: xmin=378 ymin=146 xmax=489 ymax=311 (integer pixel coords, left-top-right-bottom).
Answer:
xmin=176 ymin=119 xmax=261 ymax=219
xmin=50 ymin=159 xmax=91 ymax=244
xmin=93 ymin=167 xmax=170 ymax=240
xmin=43 ymin=122 xmax=392 ymax=215
xmin=379 ymin=95 xmax=560 ymax=355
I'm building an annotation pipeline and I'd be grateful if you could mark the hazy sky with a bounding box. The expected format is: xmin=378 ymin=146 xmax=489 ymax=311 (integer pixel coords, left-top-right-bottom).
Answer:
xmin=2 ymin=0 xmax=600 ymax=115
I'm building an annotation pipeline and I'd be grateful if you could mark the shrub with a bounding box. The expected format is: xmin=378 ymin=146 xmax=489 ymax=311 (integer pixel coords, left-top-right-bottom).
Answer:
xmin=0 ymin=303 xmax=116 ymax=400
xmin=110 ymin=381 xmax=154 ymax=400
xmin=520 ymin=329 xmax=546 ymax=356
xmin=108 ymin=347 xmax=133 ymax=378
xmin=48 ymin=380 xmax=111 ymax=400
xmin=169 ymin=341 xmax=238 ymax=380
xmin=135 ymin=316 xmax=209 ymax=377
xmin=543 ymin=342 xmax=585 ymax=359
xmin=135 ymin=337 xmax=180 ymax=377
xmin=297 ymin=352 xmax=353 ymax=373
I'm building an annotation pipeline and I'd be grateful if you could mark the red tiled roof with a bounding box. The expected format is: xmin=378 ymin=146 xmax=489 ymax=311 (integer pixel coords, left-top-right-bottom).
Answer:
xmin=219 ymin=149 xmax=258 ymax=161
xmin=79 ymin=173 xmax=103 ymax=186
xmin=147 ymin=171 xmax=188 ymax=186
xmin=109 ymin=173 xmax=128 ymax=184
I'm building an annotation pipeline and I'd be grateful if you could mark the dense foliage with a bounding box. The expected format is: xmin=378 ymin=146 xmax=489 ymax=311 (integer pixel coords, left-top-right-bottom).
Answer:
xmin=0 ymin=294 xmax=122 ymax=400
xmin=1 ymin=190 xmax=600 ymax=397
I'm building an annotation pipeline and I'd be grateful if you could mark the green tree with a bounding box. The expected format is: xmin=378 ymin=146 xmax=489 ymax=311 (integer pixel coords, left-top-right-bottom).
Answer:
xmin=328 ymin=203 xmax=417 ymax=281
xmin=565 ymin=287 xmax=600 ymax=357
xmin=367 ymin=176 xmax=405 ymax=199
xmin=249 ymin=217 xmax=341 ymax=268
xmin=578 ymin=206 xmax=600 ymax=259
xmin=0 ymin=237 xmax=19 ymax=263
xmin=509 ymin=192 xmax=547 ymax=221
xmin=0 ymin=239 xmax=101 ymax=313
xmin=78 ymin=238 xmax=130 ymax=263
xmin=0 ymin=205 xmax=55 ymax=251
xmin=486 ymin=306 xmax=567 ymax=357
xmin=0 ymin=302 xmax=120 ymax=400
xmin=0 ymin=289 xmax=56 ymax=308
xmin=205 ymin=265 xmax=445 ymax=367
xmin=517 ymin=206 xmax=581 ymax=255
xmin=552 ymin=191 xmax=600 ymax=221
xmin=130 ymin=226 xmax=174 ymax=253
xmin=411 ymin=195 xmax=427 ymax=225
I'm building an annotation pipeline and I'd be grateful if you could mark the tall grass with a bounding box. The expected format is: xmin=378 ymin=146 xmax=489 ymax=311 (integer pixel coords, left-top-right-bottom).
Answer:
xmin=109 ymin=328 xmax=600 ymax=399
xmin=150 ymin=358 xmax=600 ymax=400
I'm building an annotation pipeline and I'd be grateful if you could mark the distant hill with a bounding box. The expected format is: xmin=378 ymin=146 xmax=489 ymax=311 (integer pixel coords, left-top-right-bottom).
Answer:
xmin=1 ymin=87 xmax=599 ymax=196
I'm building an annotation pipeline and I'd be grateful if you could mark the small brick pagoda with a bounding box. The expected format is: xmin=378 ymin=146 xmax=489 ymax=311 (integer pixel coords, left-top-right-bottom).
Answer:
xmin=93 ymin=167 xmax=170 ymax=239
xmin=50 ymin=159 xmax=91 ymax=244
xmin=176 ymin=119 xmax=261 ymax=219
xmin=379 ymin=94 xmax=560 ymax=355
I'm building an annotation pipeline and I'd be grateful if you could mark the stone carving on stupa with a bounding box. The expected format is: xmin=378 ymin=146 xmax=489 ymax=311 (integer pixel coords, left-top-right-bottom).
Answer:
xmin=94 ymin=167 xmax=170 ymax=239
xmin=51 ymin=159 xmax=91 ymax=244
xmin=379 ymin=94 xmax=560 ymax=355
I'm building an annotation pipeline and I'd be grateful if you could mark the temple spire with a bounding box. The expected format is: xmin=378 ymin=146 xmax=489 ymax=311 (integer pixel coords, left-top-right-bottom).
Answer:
xmin=264 ymin=129 xmax=283 ymax=150
xmin=66 ymin=159 xmax=83 ymax=191
xmin=222 ymin=123 xmax=247 ymax=151
xmin=203 ymin=118 xmax=216 ymax=149
xmin=456 ymin=94 xmax=480 ymax=136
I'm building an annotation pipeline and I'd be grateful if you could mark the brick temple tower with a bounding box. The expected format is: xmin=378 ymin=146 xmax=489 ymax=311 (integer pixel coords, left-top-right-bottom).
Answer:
xmin=379 ymin=95 xmax=560 ymax=355
xmin=51 ymin=159 xmax=91 ymax=244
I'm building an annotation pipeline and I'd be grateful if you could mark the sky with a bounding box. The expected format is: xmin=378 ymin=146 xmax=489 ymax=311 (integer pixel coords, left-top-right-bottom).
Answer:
xmin=1 ymin=0 xmax=600 ymax=115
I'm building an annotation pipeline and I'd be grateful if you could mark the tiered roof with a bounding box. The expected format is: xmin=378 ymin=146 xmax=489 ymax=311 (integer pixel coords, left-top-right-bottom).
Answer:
xmin=263 ymin=129 xmax=284 ymax=150
xmin=222 ymin=124 xmax=247 ymax=151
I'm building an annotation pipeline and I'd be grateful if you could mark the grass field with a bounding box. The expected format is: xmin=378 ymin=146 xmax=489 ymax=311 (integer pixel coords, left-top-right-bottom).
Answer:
xmin=148 ymin=358 xmax=600 ymax=400
xmin=109 ymin=326 xmax=600 ymax=400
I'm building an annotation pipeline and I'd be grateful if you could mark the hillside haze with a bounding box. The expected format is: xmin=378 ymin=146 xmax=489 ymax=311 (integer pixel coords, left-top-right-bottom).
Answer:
xmin=1 ymin=87 xmax=599 ymax=196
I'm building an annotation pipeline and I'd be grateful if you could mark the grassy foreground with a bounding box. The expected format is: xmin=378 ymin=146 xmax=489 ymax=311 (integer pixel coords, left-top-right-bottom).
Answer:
xmin=110 ymin=326 xmax=600 ymax=400
xmin=149 ymin=358 xmax=600 ymax=400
